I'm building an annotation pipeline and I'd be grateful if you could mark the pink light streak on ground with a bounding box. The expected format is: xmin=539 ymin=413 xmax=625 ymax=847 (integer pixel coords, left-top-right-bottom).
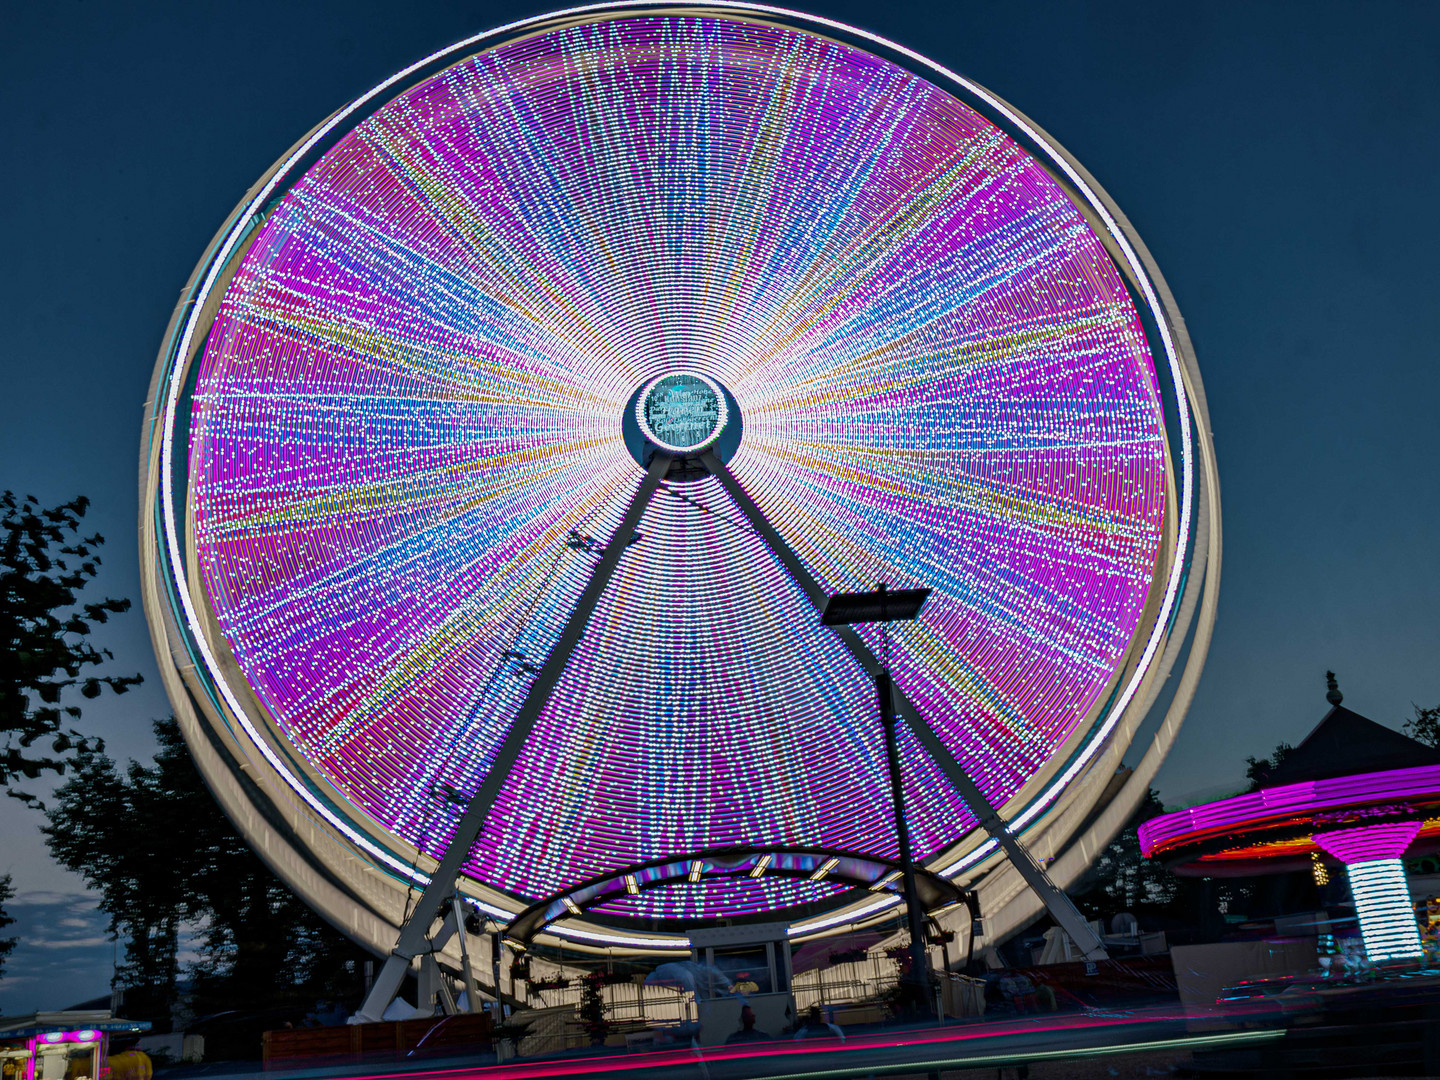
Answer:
xmin=330 ymin=1005 xmax=1236 ymax=1080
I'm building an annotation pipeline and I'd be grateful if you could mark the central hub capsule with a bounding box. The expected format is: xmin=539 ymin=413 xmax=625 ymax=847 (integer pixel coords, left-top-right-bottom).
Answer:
xmin=635 ymin=371 xmax=728 ymax=454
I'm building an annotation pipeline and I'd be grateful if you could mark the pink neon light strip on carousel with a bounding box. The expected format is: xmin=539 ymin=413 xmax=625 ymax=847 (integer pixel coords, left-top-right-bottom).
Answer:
xmin=1312 ymin=821 xmax=1423 ymax=864
xmin=1138 ymin=763 xmax=1440 ymax=859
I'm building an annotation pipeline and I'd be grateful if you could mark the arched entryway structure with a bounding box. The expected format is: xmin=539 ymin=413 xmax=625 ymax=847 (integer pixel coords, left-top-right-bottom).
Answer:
xmin=504 ymin=846 xmax=970 ymax=948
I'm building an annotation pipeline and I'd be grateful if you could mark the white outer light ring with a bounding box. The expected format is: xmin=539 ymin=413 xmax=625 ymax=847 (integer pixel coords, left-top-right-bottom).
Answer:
xmin=634 ymin=370 xmax=730 ymax=454
xmin=146 ymin=0 xmax=1212 ymax=950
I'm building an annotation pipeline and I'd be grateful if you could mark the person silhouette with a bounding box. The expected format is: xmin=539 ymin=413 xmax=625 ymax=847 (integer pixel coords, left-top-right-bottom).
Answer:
xmin=725 ymin=1005 xmax=771 ymax=1044
xmin=793 ymin=1005 xmax=843 ymax=1040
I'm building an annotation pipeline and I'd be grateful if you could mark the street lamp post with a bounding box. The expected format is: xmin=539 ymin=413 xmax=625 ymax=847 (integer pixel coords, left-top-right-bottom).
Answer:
xmin=822 ymin=583 xmax=933 ymax=1014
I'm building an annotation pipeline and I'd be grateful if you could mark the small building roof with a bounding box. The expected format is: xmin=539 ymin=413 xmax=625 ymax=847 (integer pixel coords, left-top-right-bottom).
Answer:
xmin=0 ymin=1012 xmax=150 ymax=1039
xmin=1265 ymin=705 xmax=1440 ymax=786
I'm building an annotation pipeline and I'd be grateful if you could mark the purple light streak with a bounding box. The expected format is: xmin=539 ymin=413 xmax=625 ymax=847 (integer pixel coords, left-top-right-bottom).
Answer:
xmin=1140 ymin=764 xmax=1440 ymax=860
xmin=1312 ymin=822 xmax=1423 ymax=864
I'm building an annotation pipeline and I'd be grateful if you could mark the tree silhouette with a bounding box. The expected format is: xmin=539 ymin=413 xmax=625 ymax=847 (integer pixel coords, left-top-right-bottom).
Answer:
xmin=1 ymin=491 xmax=142 ymax=805
xmin=1405 ymin=704 xmax=1440 ymax=749
xmin=0 ymin=874 xmax=16 ymax=982
xmin=44 ymin=729 xmax=183 ymax=1021
xmin=45 ymin=716 xmax=368 ymax=1029
xmin=1244 ymin=742 xmax=1295 ymax=792
xmin=1076 ymin=787 xmax=1177 ymax=913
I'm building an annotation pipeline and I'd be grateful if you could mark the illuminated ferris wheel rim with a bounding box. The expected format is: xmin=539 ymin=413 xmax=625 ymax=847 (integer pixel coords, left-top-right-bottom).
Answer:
xmin=145 ymin=1 xmax=1211 ymax=949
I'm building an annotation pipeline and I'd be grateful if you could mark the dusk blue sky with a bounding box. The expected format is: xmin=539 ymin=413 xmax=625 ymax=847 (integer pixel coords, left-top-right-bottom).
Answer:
xmin=3 ymin=0 xmax=1438 ymax=1012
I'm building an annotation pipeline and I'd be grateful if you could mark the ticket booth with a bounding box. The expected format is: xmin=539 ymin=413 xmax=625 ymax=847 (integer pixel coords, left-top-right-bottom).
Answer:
xmin=0 ymin=1014 xmax=150 ymax=1080
xmin=690 ymin=922 xmax=795 ymax=1045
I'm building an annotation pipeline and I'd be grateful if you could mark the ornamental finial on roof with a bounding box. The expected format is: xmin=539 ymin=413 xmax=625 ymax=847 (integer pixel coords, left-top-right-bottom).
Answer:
xmin=1326 ymin=670 xmax=1343 ymax=706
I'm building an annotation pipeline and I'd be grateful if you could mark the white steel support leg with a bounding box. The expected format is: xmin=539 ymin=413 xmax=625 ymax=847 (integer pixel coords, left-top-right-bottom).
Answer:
xmin=701 ymin=452 xmax=1107 ymax=962
xmin=454 ymin=890 xmax=480 ymax=1013
xmin=417 ymin=953 xmax=458 ymax=1016
xmin=353 ymin=453 xmax=673 ymax=1023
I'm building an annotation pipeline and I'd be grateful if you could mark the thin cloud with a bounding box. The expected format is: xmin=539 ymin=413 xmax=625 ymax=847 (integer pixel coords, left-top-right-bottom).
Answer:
xmin=9 ymin=891 xmax=95 ymax=908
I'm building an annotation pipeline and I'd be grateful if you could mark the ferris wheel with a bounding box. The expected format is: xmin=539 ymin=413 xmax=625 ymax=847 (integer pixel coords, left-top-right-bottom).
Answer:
xmin=141 ymin=1 xmax=1219 ymax=1013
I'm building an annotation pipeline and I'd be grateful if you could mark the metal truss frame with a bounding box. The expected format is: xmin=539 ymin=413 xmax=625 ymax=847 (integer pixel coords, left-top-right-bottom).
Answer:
xmin=355 ymin=441 xmax=1109 ymax=1021
xmin=700 ymin=453 xmax=1108 ymax=963
xmin=354 ymin=451 xmax=672 ymax=1021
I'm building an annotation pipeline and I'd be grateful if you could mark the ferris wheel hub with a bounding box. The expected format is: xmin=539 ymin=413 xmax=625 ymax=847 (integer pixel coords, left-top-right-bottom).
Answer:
xmin=634 ymin=370 xmax=731 ymax=456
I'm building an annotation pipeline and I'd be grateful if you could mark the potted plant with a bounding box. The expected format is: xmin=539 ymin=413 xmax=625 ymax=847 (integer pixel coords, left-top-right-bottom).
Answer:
xmin=578 ymin=971 xmax=611 ymax=1047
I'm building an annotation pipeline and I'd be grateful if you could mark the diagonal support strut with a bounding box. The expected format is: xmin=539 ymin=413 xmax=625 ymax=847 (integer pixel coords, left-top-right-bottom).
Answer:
xmin=354 ymin=452 xmax=673 ymax=1022
xmin=701 ymin=451 xmax=1107 ymax=962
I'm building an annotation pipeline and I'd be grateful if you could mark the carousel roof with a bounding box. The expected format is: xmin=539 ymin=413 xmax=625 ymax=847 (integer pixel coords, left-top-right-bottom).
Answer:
xmin=1264 ymin=706 xmax=1440 ymax=787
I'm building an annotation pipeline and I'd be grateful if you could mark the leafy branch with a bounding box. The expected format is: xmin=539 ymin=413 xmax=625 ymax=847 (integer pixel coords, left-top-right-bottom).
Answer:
xmin=1 ymin=491 xmax=143 ymax=803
